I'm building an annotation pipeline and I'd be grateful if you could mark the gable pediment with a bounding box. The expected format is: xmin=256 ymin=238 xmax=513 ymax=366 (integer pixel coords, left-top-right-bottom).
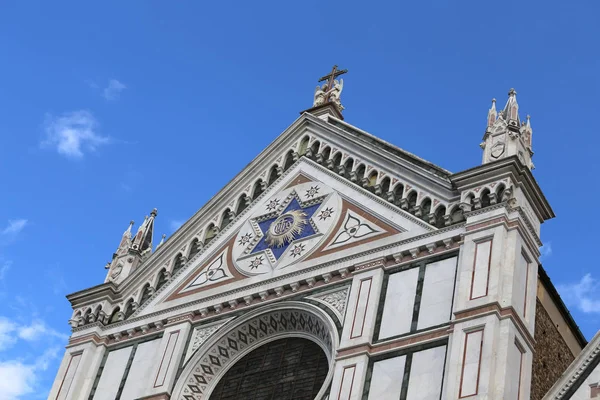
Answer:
xmin=137 ymin=160 xmax=434 ymax=316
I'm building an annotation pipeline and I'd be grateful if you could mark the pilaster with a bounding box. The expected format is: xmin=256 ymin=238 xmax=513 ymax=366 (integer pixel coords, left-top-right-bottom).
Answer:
xmin=145 ymin=321 xmax=192 ymax=397
xmin=48 ymin=340 xmax=106 ymax=400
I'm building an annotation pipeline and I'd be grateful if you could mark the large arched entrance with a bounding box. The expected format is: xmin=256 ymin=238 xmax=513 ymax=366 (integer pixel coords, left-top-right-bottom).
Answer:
xmin=173 ymin=302 xmax=338 ymax=400
xmin=209 ymin=337 xmax=329 ymax=400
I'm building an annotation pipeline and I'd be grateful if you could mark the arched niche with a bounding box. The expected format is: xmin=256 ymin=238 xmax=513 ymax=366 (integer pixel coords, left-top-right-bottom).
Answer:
xmin=172 ymin=302 xmax=339 ymax=400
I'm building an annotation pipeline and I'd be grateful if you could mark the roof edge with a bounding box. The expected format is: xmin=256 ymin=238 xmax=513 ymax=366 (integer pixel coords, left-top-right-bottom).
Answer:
xmin=538 ymin=263 xmax=587 ymax=348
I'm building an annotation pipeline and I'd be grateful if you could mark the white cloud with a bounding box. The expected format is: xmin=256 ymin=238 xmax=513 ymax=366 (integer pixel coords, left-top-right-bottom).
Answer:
xmin=42 ymin=110 xmax=109 ymax=159
xmin=0 ymin=360 xmax=36 ymax=400
xmin=103 ymin=79 xmax=126 ymax=101
xmin=0 ymin=348 xmax=60 ymax=400
xmin=0 ymin=318 xmax=67 ymax=351
xmin=0 ymin=315 xmax=65 ymax=399
xmin=18 ymin=320 xmax=67 ymax=342
xmin=169 ymin=220 xmax=184 ymax=232
xmin=1 ymin=220 xmax=27 ymax=236
xmin=540 ymin=242 xmax=553 ymax=259
xmin=558 ymin=273 xmax=600 ymax=313
xmin=0 ymin=318 xmax=17 ymax=351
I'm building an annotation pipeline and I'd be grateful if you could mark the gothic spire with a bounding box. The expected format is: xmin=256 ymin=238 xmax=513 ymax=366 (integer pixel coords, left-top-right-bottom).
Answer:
xmin=131 ymin=208 xmax=157 ymax=253
xmin=501 ymin=88 xmax=520 ymax=127
xmin=486 ymin=98 xmax=497 ymax=129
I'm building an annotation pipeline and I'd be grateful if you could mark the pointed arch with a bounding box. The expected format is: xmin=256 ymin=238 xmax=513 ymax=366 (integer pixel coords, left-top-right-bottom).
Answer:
xmin=420 ymin=197 xmax=432 ymax=220
xmin=220 ymin=208 xmax=233 ymax=230
xmin=354 ymin=164 xmax=366 ymax=182
xmin=124 ymin=299 xmax=135 ymax=319
xmin=83 ymin=308 xmax=92 ymax=324
xmin=393 ymin=183 xmax=404 ymax=205
xmin=449 ymin=205 xmax=465 ymax=224
xmin=331 ymin=152 xmax=342 ymax=169
xmin=156 ymin=268 xmax=168 ymax=290
xmin=236 ymin=194 xmax=249 ymax=216
xmin=480 ymin=188 xmax=491 ymax=208
xmin=308 ymin=140 xmax=320 ymax=160
xmin=267 ymin=165 xmax=279 ymax=187
xmin=320 ymin=146 xmax=331 ymax=164
xmin=433 ymin=205 xmax=446 ymax=228
xmin=343 ymin=157 xmax=354 ymax=177
xmin=380 ymin=177 xmax=391 ymax=195
xmin=298 ymin=135 xmax=310 ymax=156
xmin=406 ymin=191 xmax=418 ymax=211
xmin=496 ymin=183 xmax=507 ymax=202
xmin=188 ymin=238 xmax=201 ymax=260
xmin=204 ymin=224 xmax=217 ymax=246
xmin=108 ymin=307 xmax=121 ymax=324
xmin=141 ymin=283 xmax=153 ymax=305
xmin=252 ymin=180 xmax=265 ymax=200
xmin=172 ymin=252 xmax=185 ymax=274
xmin=283 ymin=150 xmax=295 ymax=171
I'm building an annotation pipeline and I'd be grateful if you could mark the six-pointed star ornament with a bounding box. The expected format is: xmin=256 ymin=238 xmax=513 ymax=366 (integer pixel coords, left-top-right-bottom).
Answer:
xmin=232 ymin=181 xmax=341 ymax=275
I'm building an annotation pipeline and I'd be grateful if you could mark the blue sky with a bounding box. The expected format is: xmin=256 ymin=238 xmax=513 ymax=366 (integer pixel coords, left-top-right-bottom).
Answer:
xmin=0 ymin=1 xmax=599 ymax=398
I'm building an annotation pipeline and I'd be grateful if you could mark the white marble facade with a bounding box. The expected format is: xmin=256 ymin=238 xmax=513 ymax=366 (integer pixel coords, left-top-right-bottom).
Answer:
xmin=49 ymin=91 xmax=553 ymax=400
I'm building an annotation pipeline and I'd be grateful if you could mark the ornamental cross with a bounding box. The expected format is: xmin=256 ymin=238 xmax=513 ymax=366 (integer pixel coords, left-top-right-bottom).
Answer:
xmin=318 ymin=65 xmax=348 ymax=92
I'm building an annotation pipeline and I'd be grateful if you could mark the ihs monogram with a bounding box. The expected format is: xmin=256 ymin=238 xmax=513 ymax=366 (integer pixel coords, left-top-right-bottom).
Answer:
xmin=238 ymin=233 xmax=253 ymax=246
xmin=305 ymin=186 xmax=320 ymax=198
xmin=318 ymin=207 xmax=334 ymax=221
xmin=290 ymin=244 xmax=306 ymax=258
xmin=250 ymin=256 xmax=264 ymax=270
xmin=266 ymin=198 xmax=280 ymax=211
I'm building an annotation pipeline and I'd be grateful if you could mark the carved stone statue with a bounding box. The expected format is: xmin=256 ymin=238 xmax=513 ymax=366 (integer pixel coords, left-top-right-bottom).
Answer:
xmin=313 ymin=84 xmax=327 ymax=107
xmin=329 ymin=79 xmax=344 ymax=111
xmin=312 ymin=79 xmax=344 ymax=111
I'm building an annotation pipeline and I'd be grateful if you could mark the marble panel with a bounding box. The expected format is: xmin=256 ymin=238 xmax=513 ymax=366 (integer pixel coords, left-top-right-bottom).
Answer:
xmin=417 ymin=257 xmax=457 ymax=330
xmin=92 ymin=346 xmax=132 ymax=400
xmin=56 ymin=353 xmax=81 ymax=400
xmin=471 ymin=240 xmax=492 ymax=299
xmin=337 ymin=365 xmax=357 ymax=400
xmin=460 ymin=329 xmax=484 ymax=398
xmin=367 ymin=355 xmax=406 ymax=400
xmin=514 ymin=252 xmax=528 ymax=318
xmin=120 ymin=338 xmax=162 ymax=400
xmin=406 ymin=345 xmax=447 ymax=400
xmin=350 ymin=278 xmax=373 ymax=339
xmin=379 ymin=267 xmax=419 ymax=339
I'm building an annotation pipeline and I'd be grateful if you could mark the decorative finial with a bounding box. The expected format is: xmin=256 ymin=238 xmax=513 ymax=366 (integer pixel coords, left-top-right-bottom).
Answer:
xmin=129 ymin=220 xmax=134 ymax=226
xmin=508 ymin=88 xmax=517 ymax=96
xmin=150 ymin=208 xmax=158 ymax=217
xmin=157 ymin=234 xmax=166 ymax=248
xmin=526 ymin=114 xmax=531 ymax=127
xmin=492 ymin=98 xmax=496 ymax=104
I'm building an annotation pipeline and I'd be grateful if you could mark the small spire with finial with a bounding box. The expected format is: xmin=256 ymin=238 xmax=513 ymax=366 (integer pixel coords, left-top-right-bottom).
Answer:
xmin=487 ymin=98 xmax=497 ymax=128
xmin=157 ymin=234 xmax=166 ymax=248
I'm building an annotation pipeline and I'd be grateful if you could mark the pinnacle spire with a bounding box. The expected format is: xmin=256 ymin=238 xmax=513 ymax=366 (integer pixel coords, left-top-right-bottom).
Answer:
xmin=157 ymin=233 xmax=166 ymax=249
xmin=487 ymin=98 xmax=497 ymax=128
xmin=131 ymin=208 xmax=157 ymax=253
xmin=501 ymin=88 xmax=520 ymax=125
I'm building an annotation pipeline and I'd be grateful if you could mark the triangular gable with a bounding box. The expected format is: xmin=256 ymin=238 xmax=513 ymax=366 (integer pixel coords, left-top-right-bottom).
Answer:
xmin=140 ymin=160 xmax=433 ymax=313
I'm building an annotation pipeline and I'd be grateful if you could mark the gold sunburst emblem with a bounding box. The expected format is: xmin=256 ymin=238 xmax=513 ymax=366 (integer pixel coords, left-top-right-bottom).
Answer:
xmin=265 ymin=210 xmax=308 ymax=248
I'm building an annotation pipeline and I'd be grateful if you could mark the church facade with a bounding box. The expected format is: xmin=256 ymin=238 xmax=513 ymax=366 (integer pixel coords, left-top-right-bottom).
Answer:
xmin=48 ymin=68 xmax=593 ymax=400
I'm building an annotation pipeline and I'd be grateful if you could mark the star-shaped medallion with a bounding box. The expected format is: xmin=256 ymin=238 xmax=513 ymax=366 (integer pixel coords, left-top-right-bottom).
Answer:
xmin=318 ymin=207 xmax=334 ymax=221
xmin=238 ymin=232 xmax=253 ymax=246
xmin=266 ymin=198 xmax=280 ymax=211
xmin=249 ymin=196 xmax=322 ymax=261
xmin=290 ymin=244 xmax=306 ymax=258
xmin=305 ymin=186 xmax=320 ymax=199
xmin=250 ymin=256 xmax=264 ymax=270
